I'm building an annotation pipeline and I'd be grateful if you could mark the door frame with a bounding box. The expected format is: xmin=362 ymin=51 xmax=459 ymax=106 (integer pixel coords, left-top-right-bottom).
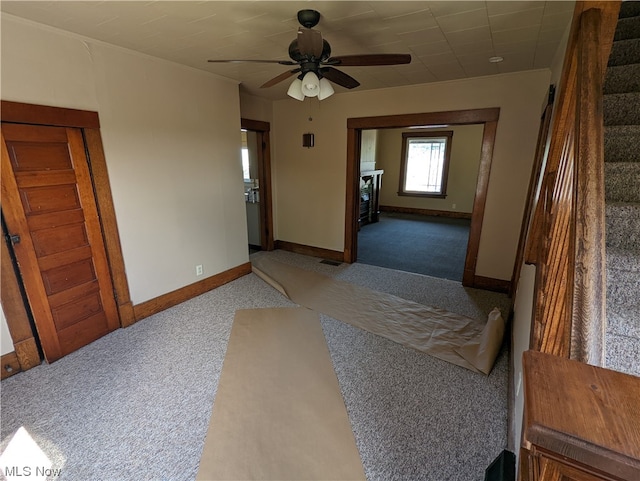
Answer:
xmin=1 ymin=219 xmax=41 ymax=377
xmin=241 ymin=118 xmax=274 ymax=251
xmin=1 ymin=101 xmax=134 ymax=367
xmin=344 ymin=108 xmax=500 ymax=289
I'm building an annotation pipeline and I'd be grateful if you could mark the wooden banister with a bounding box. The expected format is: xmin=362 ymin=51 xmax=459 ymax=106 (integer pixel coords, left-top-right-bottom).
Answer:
xmin=524 ymin=1 xmax=620 ymax=365
xmin=572 ymin=7 xmax=608 ymax=364
xmin=518 ymin=4 xmax=632 ymax=479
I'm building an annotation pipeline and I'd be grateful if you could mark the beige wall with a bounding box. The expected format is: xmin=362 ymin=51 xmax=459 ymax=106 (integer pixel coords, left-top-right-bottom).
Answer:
xmin=240 ymin=92 xmax=273 ymax=124
xmin=1 ymin=15 xmax=247 ymax=307
xmin=272 ymin=69 xmax=551 ymax=280
xmin=0 ymin=306 xmax=14 ymax=356
xmin=376 ymin=125 xmax=484 ymax=213
xmin=509 ymin=17 xmax=573 ymax=455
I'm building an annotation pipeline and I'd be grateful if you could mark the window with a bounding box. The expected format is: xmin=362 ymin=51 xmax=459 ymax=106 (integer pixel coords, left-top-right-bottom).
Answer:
xmin=398 ymin=131 xmax=453 ymax=197
xmin=241 ymin=147 xmax=250 ymax=180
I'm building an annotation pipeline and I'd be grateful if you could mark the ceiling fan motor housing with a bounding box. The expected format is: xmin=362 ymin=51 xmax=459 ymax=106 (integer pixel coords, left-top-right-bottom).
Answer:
xmin=288 ymin=39 xmax=331 ymax=63
xmin=297 ymin=9 xmax=321 ymax=29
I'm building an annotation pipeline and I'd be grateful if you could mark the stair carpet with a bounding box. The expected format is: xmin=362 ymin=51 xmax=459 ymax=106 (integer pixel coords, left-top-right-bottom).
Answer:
xmin=603 ymin=1 xmax=640 ymax=377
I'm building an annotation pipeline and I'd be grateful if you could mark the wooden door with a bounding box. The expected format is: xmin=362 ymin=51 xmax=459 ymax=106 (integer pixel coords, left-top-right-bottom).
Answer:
xmin=1 ymin=122 xmax=120 ymax=362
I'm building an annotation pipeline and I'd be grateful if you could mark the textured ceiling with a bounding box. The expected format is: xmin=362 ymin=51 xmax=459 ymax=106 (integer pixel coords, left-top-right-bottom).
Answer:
xmin=1 ymin=1 xmax=575 ymax=100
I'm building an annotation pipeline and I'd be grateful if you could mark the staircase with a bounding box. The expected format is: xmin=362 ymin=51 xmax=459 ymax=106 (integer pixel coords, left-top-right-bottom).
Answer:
xmin=603 ymin=0 xmax=640 ymax=377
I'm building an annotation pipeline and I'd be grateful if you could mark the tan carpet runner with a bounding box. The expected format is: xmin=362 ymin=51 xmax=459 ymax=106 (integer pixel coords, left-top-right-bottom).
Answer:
xmin=197 ymin=307 xmax=366 ymax=481
xmin=252 ymin=257 xmax=505 ymax=375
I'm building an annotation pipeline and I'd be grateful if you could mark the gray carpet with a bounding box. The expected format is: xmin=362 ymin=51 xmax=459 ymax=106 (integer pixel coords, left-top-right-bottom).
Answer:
xmin=357 ymin=212 xmax=471 ymax=281
xmin=0 ymin=250 xmax=510 ymax=481
xmin=604 ymin=1 xmax=640 ymax=377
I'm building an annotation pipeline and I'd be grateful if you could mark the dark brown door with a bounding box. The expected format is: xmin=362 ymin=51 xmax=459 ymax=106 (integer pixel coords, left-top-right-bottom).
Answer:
xmin=1 ymin=122 xmax=120 ymax=362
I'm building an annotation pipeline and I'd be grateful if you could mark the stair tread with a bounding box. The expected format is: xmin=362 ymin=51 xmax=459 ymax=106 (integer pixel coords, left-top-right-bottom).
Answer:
xmin=605 ymin=162 xmax=640 ymax=202
xmin=605 ymin=333 xmax=640 ymax=377
xmin=614 ymin=15 xmax=640 ymax=41
xmin=604 ymin=92 xmax=640 ymax=125
xmin=606 ymin=200 xmax=640 ymax=209
xmin=605 ymin=124 xmax=640 ymax=134
xmin=604 ymin=63 xmax=640 ymax=94
xmin=606 ymin=310 xmax=640 ymax=340
xmin=604 ymin=125 xmax=640 ymax=163
xmin=605 ymin=202 xmax=640 ymax=250
xmin=619 ymin=1 xmax=640 ymax=19
xmin=606 ymin=266 xmax=639 ymax=309
xmin=607 ymin=245 xmax=640 ymax=272
xmin=608 ymin=37 xmax=640 ymax=66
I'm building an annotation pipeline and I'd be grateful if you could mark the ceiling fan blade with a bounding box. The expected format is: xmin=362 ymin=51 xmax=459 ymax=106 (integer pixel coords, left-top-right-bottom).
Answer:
xmin=326 ymin=54 xmax=411 ymax=67
xmin=208 ymin=59 xmax=297 ymax=66
xmin=297 ymin=28 xmax=323 ymax=58
xmin=320 ymin=67 xmax=360 ymax=89
xmin=260 ymin=69 xmax=301 ymax=88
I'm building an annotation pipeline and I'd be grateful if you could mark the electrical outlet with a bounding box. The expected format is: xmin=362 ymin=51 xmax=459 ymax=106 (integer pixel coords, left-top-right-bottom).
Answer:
xmin=196 ymin=265 xmax=203 ymax=276
xmin=452 ymin=203 xmax=457 ymax=210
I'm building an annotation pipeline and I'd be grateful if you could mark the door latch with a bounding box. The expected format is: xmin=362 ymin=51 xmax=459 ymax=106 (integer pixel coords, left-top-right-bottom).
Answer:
xmin=8 ymin=234 xmax=20 ymax=245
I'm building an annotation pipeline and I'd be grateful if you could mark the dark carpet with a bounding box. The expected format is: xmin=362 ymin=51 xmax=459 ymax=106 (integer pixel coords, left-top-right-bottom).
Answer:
xmin=357 ymin=212 xmax=471 ymax=281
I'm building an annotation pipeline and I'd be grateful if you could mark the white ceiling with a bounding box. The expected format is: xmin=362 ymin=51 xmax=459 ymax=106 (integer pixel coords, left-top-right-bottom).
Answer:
xmin=1 ymin=1 xmax=575 ymax=100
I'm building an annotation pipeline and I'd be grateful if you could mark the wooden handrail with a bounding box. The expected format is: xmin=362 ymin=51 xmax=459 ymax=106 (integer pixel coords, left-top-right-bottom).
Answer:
xmin=572 ymin=8 xmax=608 ymax=363
xmin=524 ymin=1 xmax=620 ymax=364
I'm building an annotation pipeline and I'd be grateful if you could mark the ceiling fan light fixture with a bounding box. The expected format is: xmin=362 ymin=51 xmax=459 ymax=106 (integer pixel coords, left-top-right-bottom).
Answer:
xmin=287 ymin=78 xmax=304 ymax=101
xmin=301 ymin=71 xmax=320 ymax=97
xmin=318 ymin=77 xmax=334 ymax=100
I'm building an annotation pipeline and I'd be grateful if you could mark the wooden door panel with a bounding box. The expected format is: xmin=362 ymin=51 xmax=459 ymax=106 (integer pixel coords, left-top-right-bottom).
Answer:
xmin=41 ymin=258 xmax=96 ymax=295
xmin=9 ymin=143 xmax=72 ymax=171
xmin=52 ymin=290 xmax=103 ymax=331
xmin=37 ymin=245 xmax=93 ymax=272
xmin=1 ymin=122 xmax=120 ymax=361
xmin=57 ymin=312 xmax=109 ymax=354
xmin=16 ymin=171 xmax=78 ymax=189
xmin=27 ymin=209 xmax=84 ymax=231
xmin=31 ymin=223 xmax=89 ymax=257
xmin=48 ymin=279 xmax=101 ymax=309
xmin=20 ymin=184 xmax=80 ymax=214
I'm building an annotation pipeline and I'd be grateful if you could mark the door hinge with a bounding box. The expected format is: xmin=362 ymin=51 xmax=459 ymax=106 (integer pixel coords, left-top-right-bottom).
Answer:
xmin=8 ymin=233 xmax=20 ymax=245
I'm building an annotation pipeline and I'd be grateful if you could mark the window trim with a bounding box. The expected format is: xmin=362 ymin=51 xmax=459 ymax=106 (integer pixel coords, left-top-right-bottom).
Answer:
xmin=398 ymin=130 xmax=453 ymax=198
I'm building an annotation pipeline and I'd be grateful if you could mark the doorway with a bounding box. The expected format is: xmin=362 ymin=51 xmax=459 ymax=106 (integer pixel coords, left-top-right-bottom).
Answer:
xmin=344 ymin=108 xmax=500 ymax=289
xmin=241 ymin=119 xmax=274 ymax=253
xmin=356 ymin=124 xmax=484 ymax=282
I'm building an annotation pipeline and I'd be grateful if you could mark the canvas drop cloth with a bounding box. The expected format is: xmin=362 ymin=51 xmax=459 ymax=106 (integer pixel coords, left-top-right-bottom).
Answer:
xmin=197 ymin=307 xmax=366 ymax=481
xmin=252 ymin=257 xmax=505 ymax=375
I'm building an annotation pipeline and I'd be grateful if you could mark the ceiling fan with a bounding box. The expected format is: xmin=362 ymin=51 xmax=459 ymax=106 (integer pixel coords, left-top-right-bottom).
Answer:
xmin=207 ymin=9 xmax=411 ymax=100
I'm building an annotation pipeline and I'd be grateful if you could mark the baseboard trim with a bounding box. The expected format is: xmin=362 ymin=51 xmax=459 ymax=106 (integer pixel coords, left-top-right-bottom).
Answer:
xmin=14 ymin=338 xmax=40 ymax=371
xmin=132 ymin=262 xmax=252 ymax=322
xmin=1 ymin=337 xmax=41 ymax=380
xmin=473 ymin=275 xmax=511 ymax=294
xmin=275 ymin=240 xmax=344 ymax=262
xmin=1 ymin=352 xmax=21 ymax=380
xmin=380 ymin=205 xmax=472 ymax=220
xmin=118 ymin=301 xmax=136 ymax=328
